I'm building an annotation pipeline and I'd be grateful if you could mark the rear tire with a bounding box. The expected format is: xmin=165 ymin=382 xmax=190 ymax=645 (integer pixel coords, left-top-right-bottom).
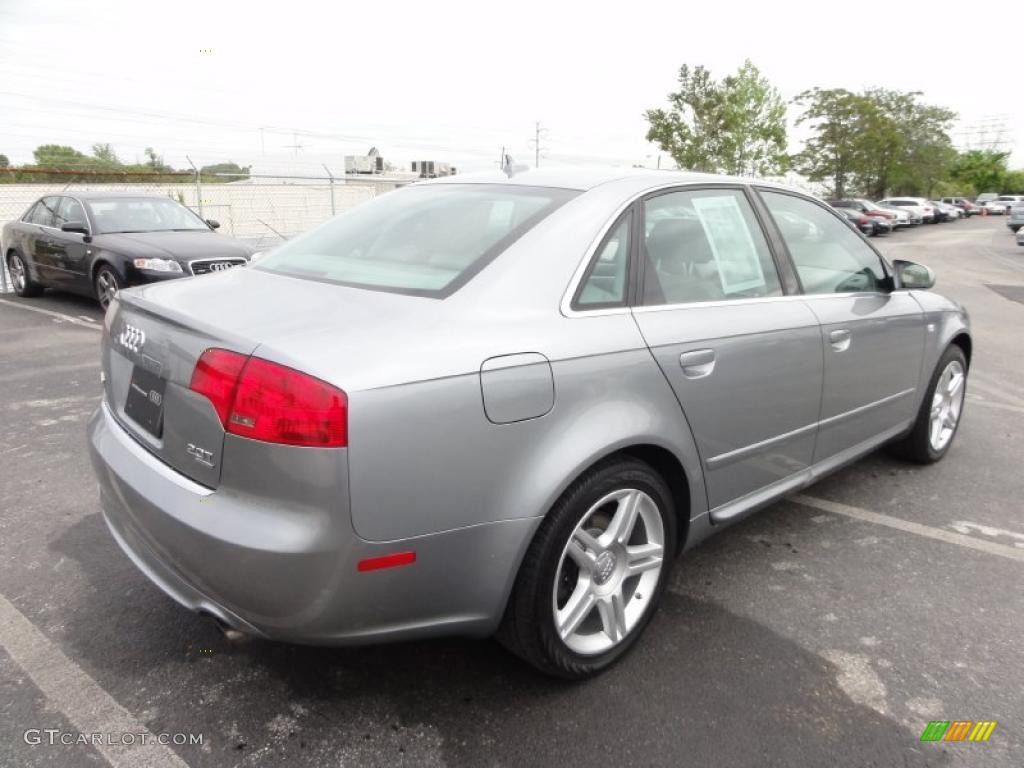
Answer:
xmin=889 ymin=345 xmax=967 ymax=464
xmin=6 ymin=251 xmax=43 ymax=297
xmin=497 ymin=457 xmax=676 ymax=679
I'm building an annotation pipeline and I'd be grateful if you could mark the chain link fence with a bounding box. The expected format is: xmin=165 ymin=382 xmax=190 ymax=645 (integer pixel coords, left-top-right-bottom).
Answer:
xmin=0 ymin=172 xmax=407 ymax=292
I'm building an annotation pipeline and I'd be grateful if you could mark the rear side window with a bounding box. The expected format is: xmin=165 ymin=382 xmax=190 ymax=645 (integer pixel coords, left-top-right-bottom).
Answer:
xmin=762 ymin=191 xmax=887 ymax=295
xmin=575 ymin=213 xmax=631 ymax=308
xmin=641 ymin=188 xmax=782 ymax=305
xmin=258 ymin=185 xmax=577 ymax=297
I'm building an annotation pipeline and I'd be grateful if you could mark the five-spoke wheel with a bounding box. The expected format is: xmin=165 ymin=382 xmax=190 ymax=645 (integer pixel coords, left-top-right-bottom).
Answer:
xmin=498 ymin=458 xmax=676 ymax=679
xmin=554 ymin=488 xmax=665 ymax=655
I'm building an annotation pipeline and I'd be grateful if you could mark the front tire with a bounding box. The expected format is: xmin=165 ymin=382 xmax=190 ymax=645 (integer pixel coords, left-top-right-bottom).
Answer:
xmin=7 ymin=252 xmax=43 ymax=297
xmin=498 ymin=457 xmax=677 ymax=679
xmin=889 ymin=345 xmax=967 ymax=463
xmin=94 ymin=265 xmax=121 ymax=310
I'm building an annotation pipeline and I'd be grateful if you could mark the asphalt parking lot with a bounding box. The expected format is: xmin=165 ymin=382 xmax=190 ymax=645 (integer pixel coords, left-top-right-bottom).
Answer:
xmin=1 ymin=215 xmax=1022 ymax=768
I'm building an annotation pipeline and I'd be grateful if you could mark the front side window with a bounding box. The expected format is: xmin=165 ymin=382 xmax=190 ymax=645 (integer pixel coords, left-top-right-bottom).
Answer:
xmin=55 ymin=197 xmax=87 ymax=228
xmin=258 ymin=184 xmax=576 ymax=297
xmin=641 ymin=188 xmax=782 ymax=305
xmin=761 ymin=191 xmax=888 ymax=295
xmin=575 ymin=213 xmax=631 ymax=308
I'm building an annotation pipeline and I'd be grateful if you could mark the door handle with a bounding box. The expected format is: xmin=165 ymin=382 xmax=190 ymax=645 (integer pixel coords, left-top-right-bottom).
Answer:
xmin=829 ymin=328 xmax=852 ymax=351
xmin=679 ymin=348 xmax=716 ymax=378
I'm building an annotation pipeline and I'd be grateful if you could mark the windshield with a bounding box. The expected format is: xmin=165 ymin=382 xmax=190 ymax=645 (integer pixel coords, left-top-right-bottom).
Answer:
xmin=256 ymin=184 xmax=577 ymax=297
xmin=89 ymin=198 xmax=209 ymax=234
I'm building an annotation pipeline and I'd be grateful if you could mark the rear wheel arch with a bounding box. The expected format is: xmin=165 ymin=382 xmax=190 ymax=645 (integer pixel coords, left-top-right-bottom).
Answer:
xmin=539 ymin=443 xmax=692 ymax=555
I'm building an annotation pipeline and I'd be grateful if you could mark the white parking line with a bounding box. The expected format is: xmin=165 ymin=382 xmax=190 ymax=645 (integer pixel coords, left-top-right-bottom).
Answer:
xmin=791 ymin=495 xmax=1024 ymax=563
xmin=0 ymin=298 xmax=102 ymax=331
xmin=966 ymin=396 xmax=1024 ymax=416
xmin=0 ymin=593 xmax=190 ymax=768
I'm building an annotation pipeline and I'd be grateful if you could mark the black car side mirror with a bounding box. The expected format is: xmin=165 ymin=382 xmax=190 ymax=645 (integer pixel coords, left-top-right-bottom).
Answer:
xmin=61 ymin=221 xmax=89 ymax=236
xmin=206 ymin=219 xmax=221 ymax=230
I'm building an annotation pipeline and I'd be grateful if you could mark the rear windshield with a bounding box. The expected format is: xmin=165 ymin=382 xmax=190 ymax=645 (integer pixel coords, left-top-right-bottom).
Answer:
xmin=256 ymin=184 xmax=577 ymax=297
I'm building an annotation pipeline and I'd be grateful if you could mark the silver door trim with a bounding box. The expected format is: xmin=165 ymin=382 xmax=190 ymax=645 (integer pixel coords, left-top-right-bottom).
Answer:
xmin=705 ymin=421 xmax=819 ymax=470
xmin=703 ymin=387 xmax=915 ymax=471
xmin=817 ymin=387 xmax=915 ymax=429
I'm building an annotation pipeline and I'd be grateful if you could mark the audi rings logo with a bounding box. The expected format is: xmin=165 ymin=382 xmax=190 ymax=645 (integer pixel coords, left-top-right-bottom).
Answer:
xmin=209 ymin=262 xmax=235 ymax=272
xmin=118 ymin=324 xmax=146 ymax=354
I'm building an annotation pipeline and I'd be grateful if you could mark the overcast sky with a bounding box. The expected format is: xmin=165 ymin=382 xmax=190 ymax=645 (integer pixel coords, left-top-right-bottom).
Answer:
xmin=1 ymin=0 xmax=1018 ymax=177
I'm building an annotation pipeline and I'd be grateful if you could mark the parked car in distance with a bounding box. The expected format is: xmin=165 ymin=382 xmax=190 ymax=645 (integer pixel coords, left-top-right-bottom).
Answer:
xmin=835 ymin=206 xmax=875 ymax=236
xmin=874 ymin=203 xmax=917 ymax=226
xmin=981 ymin=200 xmax=1007 ymax=215
xmin=1007 ymin=203 xmax=1024 ymax=233
xmin=878 ymin=197 xmax=936 ymax=223
xmin=87 ymin=168 xmax=971 ymax=679
xmin=3 ymin=194 xmax=254 ymax=309
xmin=931 ymin=201 xmax=960 ymax=222
xmin=976 ymin=192 xmax=999 ymax=204
xmin=830 ymin=199 xmax=902 ymax=227
xmin=940 ymin=197 xmax=979 ymax=216
xmin=995 ymin=195 xmax=1024 ymax=214
xmin=1017 ymin=225 xmax=1024 ymax=246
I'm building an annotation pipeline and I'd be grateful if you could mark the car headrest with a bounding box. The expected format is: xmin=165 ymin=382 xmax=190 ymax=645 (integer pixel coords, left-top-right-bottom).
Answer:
xmin=647 ymin=218 xmax=714 ymax=274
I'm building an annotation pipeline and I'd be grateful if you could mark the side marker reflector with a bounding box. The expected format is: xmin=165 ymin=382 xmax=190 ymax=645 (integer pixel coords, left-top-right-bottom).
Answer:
xmin=357 ymin=551 xmax=416 ymax=573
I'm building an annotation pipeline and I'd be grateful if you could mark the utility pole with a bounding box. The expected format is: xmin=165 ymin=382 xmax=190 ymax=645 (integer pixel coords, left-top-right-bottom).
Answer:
xmin=186 ymin=155 xmax=203 ymax=218
xmin=528 ymin=122 xmax=548 ymax=168
xmin=284 ymin=132 xmax=306 ymax=157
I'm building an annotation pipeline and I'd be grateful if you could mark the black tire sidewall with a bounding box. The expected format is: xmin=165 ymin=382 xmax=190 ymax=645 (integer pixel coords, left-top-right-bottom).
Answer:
xmin=916 ymin=345 xmax=968 ymax=462
xmin=529 ymin=460 xmax=677 ymax=677
xmin=8 ymin=252 xmax=35 ymax=297
xmin=94 ymin=266 xmax=121 ymax=307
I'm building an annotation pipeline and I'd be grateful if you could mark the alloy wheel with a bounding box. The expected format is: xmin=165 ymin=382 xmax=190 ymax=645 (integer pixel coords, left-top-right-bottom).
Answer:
xmin=9 ymin=255 xmax=26 ymax=292
xmin=929 ymin=360 xmax=965 ymax=452
xmin=552 ymin=488 xmax=665 ymax=656
xmin=96 ymin=270 xmax=118 ymax=309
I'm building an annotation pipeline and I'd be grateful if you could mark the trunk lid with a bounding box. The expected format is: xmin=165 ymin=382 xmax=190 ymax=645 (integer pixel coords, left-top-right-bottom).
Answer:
xmin=103 ymin=266 xmax=460 ymax=487
xmin=103 ymin=290 xmax=260 ymax=488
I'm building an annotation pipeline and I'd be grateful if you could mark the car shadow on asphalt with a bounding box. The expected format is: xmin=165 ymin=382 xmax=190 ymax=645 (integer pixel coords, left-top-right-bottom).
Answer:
xmin=48 ymin=512 xmax=951 ymax=768
xmin=3 ymin=289 xmax=105 ymax=321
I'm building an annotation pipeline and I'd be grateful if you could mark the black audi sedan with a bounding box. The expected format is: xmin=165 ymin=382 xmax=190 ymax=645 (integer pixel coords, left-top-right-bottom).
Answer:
xmin=3 ymin=193 xmax=254 ymax=308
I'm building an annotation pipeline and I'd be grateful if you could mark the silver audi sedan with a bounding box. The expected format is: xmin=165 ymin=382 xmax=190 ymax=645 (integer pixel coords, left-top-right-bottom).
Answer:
xmin=88 ymin=168 xmax=970 ymax=678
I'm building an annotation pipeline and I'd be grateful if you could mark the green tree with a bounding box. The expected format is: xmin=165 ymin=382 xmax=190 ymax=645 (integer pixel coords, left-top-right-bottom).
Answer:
xmin=0 ymin=154 xmax=8 ymax=168
xmin=951 ymin=149 xmax=1009 ymax=194
xmin=791 ymin=88 xmax=873 ymax=198
xmin=645 ymin=59 xmax=788 ymax=176
xmin=34 ymin=144 xmax=90 ymax=167
xmin=887 ymin=101 xmax=957 ymax=196
xmin=200 ymin=161 xmax=250 ymax=179
xmin=91 ymin=142 xmax=120 ymax=166
xmin=1003 ymin=168 xmax=1024 ymax=194
xmin=144 ymin=147 xmax=171 ymax=172
xmin=794 ymin=88 xmax=956 ymax=198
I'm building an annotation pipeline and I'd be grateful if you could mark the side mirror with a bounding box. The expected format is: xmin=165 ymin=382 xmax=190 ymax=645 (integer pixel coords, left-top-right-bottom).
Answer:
xmin=206 ymin=219 xmax=221 ymax=230
xmin=60 ymin=221 xmax=89 ymax=235
xmin=893 ymin=259 xmax=935 ymax=290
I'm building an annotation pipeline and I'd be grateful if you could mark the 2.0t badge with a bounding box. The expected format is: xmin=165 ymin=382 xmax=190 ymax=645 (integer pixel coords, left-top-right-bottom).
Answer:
xmin=118 ymin=323 xmax=146 ymax=354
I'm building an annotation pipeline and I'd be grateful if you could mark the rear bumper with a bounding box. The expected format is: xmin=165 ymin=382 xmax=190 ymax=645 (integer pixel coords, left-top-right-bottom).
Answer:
xmin=87 ymin=401 xmax=537 ymax=644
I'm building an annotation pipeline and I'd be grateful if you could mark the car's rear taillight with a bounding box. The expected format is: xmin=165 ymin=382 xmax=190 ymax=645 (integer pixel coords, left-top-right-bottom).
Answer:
xmin=190 ymin=349 xmax=347 ymax=447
